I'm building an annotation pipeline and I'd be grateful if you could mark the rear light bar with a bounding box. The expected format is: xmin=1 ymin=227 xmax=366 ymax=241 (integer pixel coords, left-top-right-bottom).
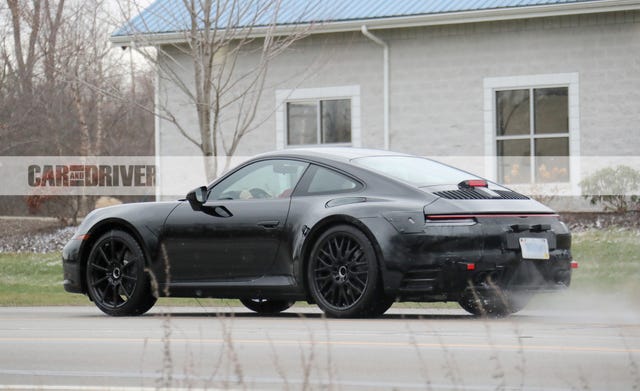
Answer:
xmin=426 ymin=213 xmax=558 ymax=220
xmin=424 ymin=214 xmax=477 ymax=225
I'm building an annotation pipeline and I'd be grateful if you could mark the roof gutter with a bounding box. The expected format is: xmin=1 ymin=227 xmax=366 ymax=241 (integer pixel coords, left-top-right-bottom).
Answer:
xmin=111 ymin=0 xmax=640 ymax=46
xmin=361 ymin=26 xmax=390 ymax=151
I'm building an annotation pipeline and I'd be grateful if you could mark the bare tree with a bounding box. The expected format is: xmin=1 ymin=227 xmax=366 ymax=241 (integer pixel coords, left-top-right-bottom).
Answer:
xmin=0 ymin=0 xmax=156 ymax=220
xmin=121 ymin=0 xmax=316 ymax=180
xmin=7 ymin=0 xmax=41 ymax=95
xmin=62 ymin=0 xmax=113 ymax=156
xmin=41 ymin=0 xmax=66 ymax=86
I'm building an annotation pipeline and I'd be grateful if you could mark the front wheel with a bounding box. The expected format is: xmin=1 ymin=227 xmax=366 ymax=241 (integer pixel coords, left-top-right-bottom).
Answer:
xmin=240 ymin=298 xmax=295 ymax=314
xmin=307 ymin=225 xmax=384 ymax=318
xmin=86 ymin=230 xmax=156 ymax=316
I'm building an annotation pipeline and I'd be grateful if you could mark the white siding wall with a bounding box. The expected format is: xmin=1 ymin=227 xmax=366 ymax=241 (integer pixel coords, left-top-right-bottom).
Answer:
xmin=156 ymin=11 xmax=640 ymax=204
xmin=385 ymin=11 xmax=639 ymax=158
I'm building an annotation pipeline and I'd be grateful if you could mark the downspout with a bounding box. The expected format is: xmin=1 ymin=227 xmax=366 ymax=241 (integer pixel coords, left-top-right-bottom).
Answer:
xmin=361 ymin=25 xmax=389 ymax=150
xmin=153 ymin=54 xmax=162 ymax=201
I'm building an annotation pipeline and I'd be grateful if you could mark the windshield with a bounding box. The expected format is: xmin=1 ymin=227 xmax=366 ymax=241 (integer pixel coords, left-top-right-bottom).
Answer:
xmin=353 ymin=156 xmax=482 ymax=187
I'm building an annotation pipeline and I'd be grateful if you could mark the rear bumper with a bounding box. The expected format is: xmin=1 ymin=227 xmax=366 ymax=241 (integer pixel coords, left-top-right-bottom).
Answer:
xmin=367 ymin=214 xmax=573 ymax=301
xmin=397 ymin=255 xmax=572 ymax=302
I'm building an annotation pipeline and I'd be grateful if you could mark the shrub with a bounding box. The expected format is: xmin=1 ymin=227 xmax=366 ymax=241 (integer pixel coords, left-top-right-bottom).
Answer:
xmin=579 ymin=165 xmax=640 ymax=212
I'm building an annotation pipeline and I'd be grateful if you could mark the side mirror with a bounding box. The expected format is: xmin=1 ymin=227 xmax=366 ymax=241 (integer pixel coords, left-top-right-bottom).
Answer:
xmin=186 ymin=186 xmax=207 ymax=210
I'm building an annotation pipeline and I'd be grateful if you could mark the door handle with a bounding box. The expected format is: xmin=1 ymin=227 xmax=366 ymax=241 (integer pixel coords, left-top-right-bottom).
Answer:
xmin=257 ymin=220 xmax=280 ymax=229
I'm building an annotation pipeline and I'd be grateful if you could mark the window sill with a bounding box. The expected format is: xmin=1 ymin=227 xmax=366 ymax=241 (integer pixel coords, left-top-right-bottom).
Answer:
xmin=285 ymin=143 xmax=353 ymax=149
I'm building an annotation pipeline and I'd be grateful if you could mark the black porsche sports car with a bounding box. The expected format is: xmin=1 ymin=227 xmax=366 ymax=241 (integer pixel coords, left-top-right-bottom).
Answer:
xmin=63 ymin=148 xmax=576 ymax=318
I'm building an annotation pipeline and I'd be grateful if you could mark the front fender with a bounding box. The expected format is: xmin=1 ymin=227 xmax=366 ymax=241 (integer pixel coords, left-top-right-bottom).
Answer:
xmin=72 ymin=202 xmax=181 ymax=282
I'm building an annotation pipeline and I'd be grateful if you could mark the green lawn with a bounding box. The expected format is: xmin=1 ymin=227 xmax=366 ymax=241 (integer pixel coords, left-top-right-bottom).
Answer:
xmin=0 ymin=252 xmax=239 ymax=307
xmin=0 ymin=252 xmax=88 ymax=306
xmin=569 ymin=228 xmax=640 ymax=294
xmin=0 ymin=228 xmax=638 ymax=306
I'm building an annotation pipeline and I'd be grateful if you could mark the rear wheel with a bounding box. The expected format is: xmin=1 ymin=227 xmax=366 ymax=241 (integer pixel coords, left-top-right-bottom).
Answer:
xmin=240 ymin=298 xmax=295 ymax=314
xmin=86 ymin=230 xmax=156 ymax=316
xmin=458 ymin=286 xmax=532 ymax=317
xmin=307 ymin=225 xmax=384 ymax=318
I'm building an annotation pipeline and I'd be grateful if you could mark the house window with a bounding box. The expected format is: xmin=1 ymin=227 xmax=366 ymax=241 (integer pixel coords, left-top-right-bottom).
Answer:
xmin=287 ymin=99 xmax=351 ymax=145
xmin=484 ymin=73 xmax=579 ymax=188
xmin=276 ymin=85 xmax=361 ymax=149
xmin=496 ymin=87 xmax=569 ymax=184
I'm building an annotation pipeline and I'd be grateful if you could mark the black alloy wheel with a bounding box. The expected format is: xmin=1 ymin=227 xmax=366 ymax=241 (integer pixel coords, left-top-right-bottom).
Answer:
xmin=240 ymin=298 xmax=295 ymax=314
xmin=308 ymin=225 xmax=383 ymax=318
xmin=86 ymin=230 xmax=156 ymax=316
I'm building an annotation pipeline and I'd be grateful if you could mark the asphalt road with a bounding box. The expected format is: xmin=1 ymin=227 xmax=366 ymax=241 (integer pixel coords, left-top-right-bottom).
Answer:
xmin=0 ymin=296 xmax=639 ymax=390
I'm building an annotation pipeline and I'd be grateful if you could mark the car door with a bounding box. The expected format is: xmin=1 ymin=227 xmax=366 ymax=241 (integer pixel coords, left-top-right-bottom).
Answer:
xmin=162 ymin=159 xmax=309 ymax=282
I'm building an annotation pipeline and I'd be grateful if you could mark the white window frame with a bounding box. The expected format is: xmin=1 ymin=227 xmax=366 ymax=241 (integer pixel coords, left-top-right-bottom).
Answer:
xmin=483 ymin=73 xmax=580 ymax=195
xmin=275 ymin=85 xmax=361 ymax=149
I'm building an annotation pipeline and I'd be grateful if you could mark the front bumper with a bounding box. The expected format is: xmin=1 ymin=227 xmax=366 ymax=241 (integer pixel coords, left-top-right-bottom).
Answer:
xmin=62 ymin=239 xmax=85 ymax=294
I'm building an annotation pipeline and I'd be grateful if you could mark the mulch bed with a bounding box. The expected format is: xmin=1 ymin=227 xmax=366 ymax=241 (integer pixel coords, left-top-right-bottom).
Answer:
xmin=560 ymin=211 xmax=640 ymax=232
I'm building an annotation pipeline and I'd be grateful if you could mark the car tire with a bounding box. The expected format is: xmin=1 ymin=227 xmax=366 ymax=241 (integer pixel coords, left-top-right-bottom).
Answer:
xmin=240 ymin=298 xmax=295 ymax=314
xmin=307 ymin=225 xmax=383 ymax=318
xmin=458 ymin=287 xmax=532 ymax=317
xmin=86 ymin=230 xmax=156 ymax=316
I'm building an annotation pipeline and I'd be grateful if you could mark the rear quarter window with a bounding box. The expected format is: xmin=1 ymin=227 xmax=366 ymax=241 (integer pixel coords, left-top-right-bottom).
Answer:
xmin=299 ymin=165 xmax=363 ymax=195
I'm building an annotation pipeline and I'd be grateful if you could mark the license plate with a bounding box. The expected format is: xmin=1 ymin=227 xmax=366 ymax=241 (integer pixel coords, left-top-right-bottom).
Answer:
xmin=519 ymin=237 xmax=550 ymax=260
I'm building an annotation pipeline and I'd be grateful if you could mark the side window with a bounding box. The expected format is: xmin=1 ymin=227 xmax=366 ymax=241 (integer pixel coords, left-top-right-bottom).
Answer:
xmin=305 ymin=165 xmax=362 ymax=195
xmin=208 ymin=160 xmax=308 ymax=201
xmin=287 ymin=99 xmax=351 ymax=146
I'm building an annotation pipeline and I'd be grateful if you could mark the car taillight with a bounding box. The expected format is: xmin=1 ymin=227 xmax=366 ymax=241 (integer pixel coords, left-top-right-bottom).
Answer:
xmin=570 ymin=261 xmax=579 ymax=269
xmin=425 ymin=214 xmax=476 ymax=225
xmin=424 ymin=213 xmax=559 ymax=225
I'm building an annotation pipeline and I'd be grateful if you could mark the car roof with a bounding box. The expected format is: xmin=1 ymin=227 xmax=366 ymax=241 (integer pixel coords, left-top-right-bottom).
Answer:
xmin=255 ymin=147 xmax=411 ymax=163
